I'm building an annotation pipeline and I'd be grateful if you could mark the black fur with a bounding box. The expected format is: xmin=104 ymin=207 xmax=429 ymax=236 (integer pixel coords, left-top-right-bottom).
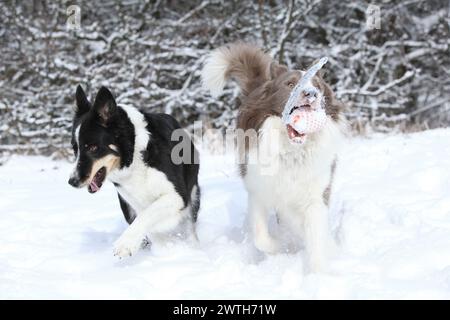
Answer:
xmin=141 ymin=113 xmax=200 ymax=216
xmin=117 ymin=193 xmax=136 ymax=224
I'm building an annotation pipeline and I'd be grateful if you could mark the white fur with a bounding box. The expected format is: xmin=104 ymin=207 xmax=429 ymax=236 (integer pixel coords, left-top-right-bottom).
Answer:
xmin=244 ymin=116 xmax=344 ymax=272
xmin=201 ymin=49 xmax=229 ymax=97
xmin=108 ymin=144 xmax=119 ymax=152
xmin=108 ymin=105 xmax=186 ymax=258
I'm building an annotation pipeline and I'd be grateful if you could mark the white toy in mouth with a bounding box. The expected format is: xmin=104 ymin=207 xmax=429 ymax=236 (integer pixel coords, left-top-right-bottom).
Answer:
xmin=286 ymin=107 xmax=328 ymax=144
xmin=282 ymin=57 xmax=329 ymax=144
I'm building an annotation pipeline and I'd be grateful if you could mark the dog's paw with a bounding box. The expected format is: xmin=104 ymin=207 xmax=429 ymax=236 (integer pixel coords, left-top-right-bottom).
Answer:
xmin=254 ymin=236 xmax=280 ymax=255
xmin=306 ymin=253 xmax=327 ymax=273
xmin=113 ymin=233 xmax=144 ymax=258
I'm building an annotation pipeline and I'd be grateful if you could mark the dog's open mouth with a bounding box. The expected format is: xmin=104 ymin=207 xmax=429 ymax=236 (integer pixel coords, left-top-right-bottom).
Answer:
xmin=286 ymin=124 xmax=307 ymax=143
xmin=88 ymin=167 xmax=107 ymax=193
xmin=287 ymin=104 xmax=311 ymax=144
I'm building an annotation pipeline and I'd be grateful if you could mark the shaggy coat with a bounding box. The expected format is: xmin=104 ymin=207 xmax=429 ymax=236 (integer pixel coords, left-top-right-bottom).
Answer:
xmin=202 ymin=43 xmax=346 ymax=272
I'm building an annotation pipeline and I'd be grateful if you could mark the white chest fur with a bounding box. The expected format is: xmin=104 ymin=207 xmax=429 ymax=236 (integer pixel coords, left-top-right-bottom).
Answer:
xmin=244 ymin=116 xmax=343 ymax=212
xmin=110 ymin=162 xmax=177 ymax=213
xmin=107 ymin=105 xmax=181 ymax=214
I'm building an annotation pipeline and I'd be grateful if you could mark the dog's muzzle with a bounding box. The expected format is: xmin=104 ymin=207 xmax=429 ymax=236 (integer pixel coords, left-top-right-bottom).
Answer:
xmin=68 ymin=176 xmax=81 ymax=188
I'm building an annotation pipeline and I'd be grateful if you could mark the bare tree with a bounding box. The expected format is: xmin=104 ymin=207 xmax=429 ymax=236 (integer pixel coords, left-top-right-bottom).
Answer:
xmin=0 ymin=0 xmax=449 ymax=158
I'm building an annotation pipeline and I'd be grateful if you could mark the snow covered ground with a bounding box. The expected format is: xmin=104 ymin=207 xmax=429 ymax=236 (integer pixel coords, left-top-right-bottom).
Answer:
xmin=1 ymin=128 xmax=450 ymax=299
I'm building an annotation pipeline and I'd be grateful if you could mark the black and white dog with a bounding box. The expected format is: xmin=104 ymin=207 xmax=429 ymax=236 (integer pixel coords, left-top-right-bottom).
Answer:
xmin=68 ymin=85 xmax=200 ymax=257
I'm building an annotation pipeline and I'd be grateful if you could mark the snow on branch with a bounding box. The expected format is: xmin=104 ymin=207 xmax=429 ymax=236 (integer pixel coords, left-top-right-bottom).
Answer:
xmin=1 ymin=0 xmax=449 ymax=156
xmin=339 ymin=71 xmax=415 ymax=97
xmin=176 ymin=1 xmax=212 ymax=24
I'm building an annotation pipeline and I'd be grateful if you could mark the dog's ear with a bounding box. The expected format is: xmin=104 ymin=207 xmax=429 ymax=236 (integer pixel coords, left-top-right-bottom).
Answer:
xmin=92 ymin=86 xmax=117 ymax=126
xmin=269 ymin=62 xmax=288 ymax=79
xmin=75 ymin=85 xmax=91 ymax=116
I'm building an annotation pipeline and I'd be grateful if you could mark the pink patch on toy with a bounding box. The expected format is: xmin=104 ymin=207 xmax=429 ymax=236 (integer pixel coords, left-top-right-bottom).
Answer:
xmin=293 ymin=114 xmax=301 ymax=122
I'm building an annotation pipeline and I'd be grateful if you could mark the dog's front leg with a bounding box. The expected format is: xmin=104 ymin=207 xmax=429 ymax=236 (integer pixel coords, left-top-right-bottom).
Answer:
xmin=113 ymin=193 xmax=184 ymax=258
xmin=303 ymin=200 xmax=329 ymax=273
xmin=249 ymin=196 xmax=279 ymax=254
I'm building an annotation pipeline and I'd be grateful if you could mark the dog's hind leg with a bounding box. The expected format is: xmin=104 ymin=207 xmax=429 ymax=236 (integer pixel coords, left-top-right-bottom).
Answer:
xmin=190 ymin=184 xmax=201 ymax=223
xmin=184 ymin=216 xmax=199 ymax=246
xmin=113 ymin=193 xmax=185 ymax=258
xmin=188 ymin=184 xmax=201 ymax=243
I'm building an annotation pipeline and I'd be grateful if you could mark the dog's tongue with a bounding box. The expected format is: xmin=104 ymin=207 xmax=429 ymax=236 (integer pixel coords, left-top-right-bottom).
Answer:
xmin=287 ymin=124 xmax=302 ymax=139
xmin=89 ymin=180 xmax=100 ymax=193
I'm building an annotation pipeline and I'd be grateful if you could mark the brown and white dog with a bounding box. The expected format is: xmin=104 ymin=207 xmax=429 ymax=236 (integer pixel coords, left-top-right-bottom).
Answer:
xmin=201 ymin=43 xmax=346 ymax=272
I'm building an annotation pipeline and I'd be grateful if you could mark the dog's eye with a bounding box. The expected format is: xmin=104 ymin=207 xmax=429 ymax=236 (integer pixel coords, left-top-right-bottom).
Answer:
xmin=86 ymin=144 xmax=98 ymax=152
xmin=287 ymin=82 xmax=295 ymax=89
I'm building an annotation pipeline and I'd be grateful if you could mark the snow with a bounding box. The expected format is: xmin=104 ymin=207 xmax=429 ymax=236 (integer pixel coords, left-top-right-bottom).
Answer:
xmin=1 ymin=129 xmax=450 ymax=299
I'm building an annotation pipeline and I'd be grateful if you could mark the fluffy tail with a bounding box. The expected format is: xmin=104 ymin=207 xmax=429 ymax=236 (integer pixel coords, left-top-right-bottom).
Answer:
xmin=201 ymin=42 xmax=272 ymax=97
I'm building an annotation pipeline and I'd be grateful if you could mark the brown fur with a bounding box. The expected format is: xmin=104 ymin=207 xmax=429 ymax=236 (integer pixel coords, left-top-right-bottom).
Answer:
xmin=86 ymin=154 xmax=120 ymax=185
xmin=220 ymin=42 xmax=272 ymax=97
xmin=214 ymin=43 xmax=344 ymax=131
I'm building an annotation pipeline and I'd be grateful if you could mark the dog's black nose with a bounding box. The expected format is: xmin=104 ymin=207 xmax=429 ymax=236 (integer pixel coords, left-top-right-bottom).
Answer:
xmin=303 ymin=89 xmax=318 ymax=99
xmin=68 ymin=176 xmax=80 ymax=187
